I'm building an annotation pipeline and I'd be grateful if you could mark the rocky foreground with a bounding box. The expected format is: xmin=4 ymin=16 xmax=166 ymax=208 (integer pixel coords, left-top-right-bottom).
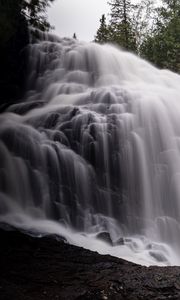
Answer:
xmin=1 ymin=229 xmax=180 ymax=300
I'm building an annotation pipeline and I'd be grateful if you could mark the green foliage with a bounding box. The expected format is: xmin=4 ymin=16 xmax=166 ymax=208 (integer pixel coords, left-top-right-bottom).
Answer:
xmin=0 ymin=0 xmax=55 ymax=108
xmin=0 ymin=0 xmax=55 ymax=38
xmin=94 ymin=14 xmax=109 ymax=43
xmin=140 ymin=0 xmax=180 ymax=72
xmin=22 ymin=0 xmax=55 ymax=31
xmin=95 ymin=0 xmax=180 ymax=72
xmin=95 ymin=0 xmax=137 ymax=52
xmin=132 ymin=0 xmax=155 ymax=54
xmin=108 ymin=0 xmax=137 ymax=51
xmin=0 ymin=0 xmax=21 ymax=46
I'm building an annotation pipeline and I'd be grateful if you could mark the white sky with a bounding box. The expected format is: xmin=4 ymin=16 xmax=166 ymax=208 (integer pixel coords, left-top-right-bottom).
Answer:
xmin=48 ymin=0 xmax=110 ymax=42
xmin=48 ymin=0 xmax=161 ymax=42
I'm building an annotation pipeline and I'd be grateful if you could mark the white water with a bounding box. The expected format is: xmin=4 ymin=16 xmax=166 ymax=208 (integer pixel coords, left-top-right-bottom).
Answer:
xmin=1 ymin=32 xmax=180 ymax=266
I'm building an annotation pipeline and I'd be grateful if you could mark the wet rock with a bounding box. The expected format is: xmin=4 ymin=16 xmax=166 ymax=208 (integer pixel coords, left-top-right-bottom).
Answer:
xmin=1 ymin=229 xmax=180 ymax=300
xmin=114 ymin=237 xmax=124 ymax=246
xmin=96 ymin=232 xmax=113 ymax=246
xmin=42 ymin=233 xmax=67 ymax=243
xmin=149 ymin=251 xmax=168 ymax=263
xmin=0 ymin=222 xmax=17 ymax=231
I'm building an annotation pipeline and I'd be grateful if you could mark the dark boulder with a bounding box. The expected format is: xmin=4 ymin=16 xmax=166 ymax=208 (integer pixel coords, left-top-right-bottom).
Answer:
xmin=115 ymin=237 xmax=124 ymax=246
xmin=96 ymin=231 xmax=113 ymax=245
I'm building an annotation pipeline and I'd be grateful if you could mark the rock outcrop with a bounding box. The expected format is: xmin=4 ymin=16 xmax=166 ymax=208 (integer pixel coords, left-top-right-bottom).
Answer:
xmin=1 ymin=229 xmax=180 ymax=300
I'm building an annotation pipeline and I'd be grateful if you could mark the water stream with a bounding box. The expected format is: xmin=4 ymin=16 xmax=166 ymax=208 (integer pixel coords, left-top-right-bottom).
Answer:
xmin=1 ymin=32 xmax=180 ymax=265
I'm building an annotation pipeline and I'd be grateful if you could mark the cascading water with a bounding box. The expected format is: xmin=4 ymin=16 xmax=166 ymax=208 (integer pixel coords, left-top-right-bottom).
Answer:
xmin=1 ymin=31 xmax=180 ymax=266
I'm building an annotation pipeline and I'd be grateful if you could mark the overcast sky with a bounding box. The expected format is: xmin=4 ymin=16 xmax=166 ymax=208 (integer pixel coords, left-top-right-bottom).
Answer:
xmin=48 ymin=0 xmax=110 ymax=42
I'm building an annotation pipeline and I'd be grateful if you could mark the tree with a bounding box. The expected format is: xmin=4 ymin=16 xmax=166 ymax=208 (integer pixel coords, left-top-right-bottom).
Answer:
xmin=0 ymin=0 xmax=56 ymax=109
xmin=108 ymin=0 xmax=137 ymax=51
xmin=140 ymin=0 xmax=180 ymax=72
xmin=0 ymin=0 xmax=55 ymax=34
xmin=94 ymin=14 xmax=110 ymax=43
xmin=73 ymin=33 xmax=77 ymax=39
xmin=132 ymin=0 xmax=155 ymax=54
xmin=21 ymin=0 xmax=55 ymax=31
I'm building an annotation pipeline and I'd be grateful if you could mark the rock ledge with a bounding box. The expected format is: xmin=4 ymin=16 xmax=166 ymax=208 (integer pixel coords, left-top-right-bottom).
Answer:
xmin=0 ymin=229 xmax=180 ymax=300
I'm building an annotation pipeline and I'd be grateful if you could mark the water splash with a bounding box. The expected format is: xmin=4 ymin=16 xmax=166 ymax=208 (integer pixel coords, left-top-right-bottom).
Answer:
xmin=1 ymin=32 xmax=180 ymax=265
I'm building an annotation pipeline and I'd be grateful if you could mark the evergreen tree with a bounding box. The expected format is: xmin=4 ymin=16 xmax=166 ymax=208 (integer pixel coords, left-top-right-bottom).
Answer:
xmin=21 ymin=0 xmax=55 ymax=31
xmin=108 ymin=0 xmax=137 ymax=51
xmin=140 ymin=0 xmax=180 ymax=72
xmin=0 ymin=0 xmax=56 ymax=108
xmin=94 ymin=14 xmax=109 ymax=43
xmin=95 ymin=0 xmax=180 ymax=72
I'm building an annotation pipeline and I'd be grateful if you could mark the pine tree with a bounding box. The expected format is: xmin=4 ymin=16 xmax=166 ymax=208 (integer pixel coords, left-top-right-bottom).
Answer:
xmin=108 ymin=0 xmax=137 ymax=51
xmin=94 ymin=14 xmax=109 ymax=43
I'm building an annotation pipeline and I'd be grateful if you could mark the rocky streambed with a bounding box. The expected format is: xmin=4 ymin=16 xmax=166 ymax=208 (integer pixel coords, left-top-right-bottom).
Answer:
xmin=0 ymin=229 xmax=180 ymax=300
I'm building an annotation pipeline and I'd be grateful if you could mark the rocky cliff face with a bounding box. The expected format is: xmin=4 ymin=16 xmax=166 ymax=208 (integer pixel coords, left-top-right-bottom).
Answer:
xmin=1 ymin=228 xmax=180 ymax=300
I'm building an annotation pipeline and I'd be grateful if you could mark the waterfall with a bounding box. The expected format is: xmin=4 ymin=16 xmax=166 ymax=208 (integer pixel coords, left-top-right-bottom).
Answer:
xmin=1 ymin=31 xmax=180 ymax=266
